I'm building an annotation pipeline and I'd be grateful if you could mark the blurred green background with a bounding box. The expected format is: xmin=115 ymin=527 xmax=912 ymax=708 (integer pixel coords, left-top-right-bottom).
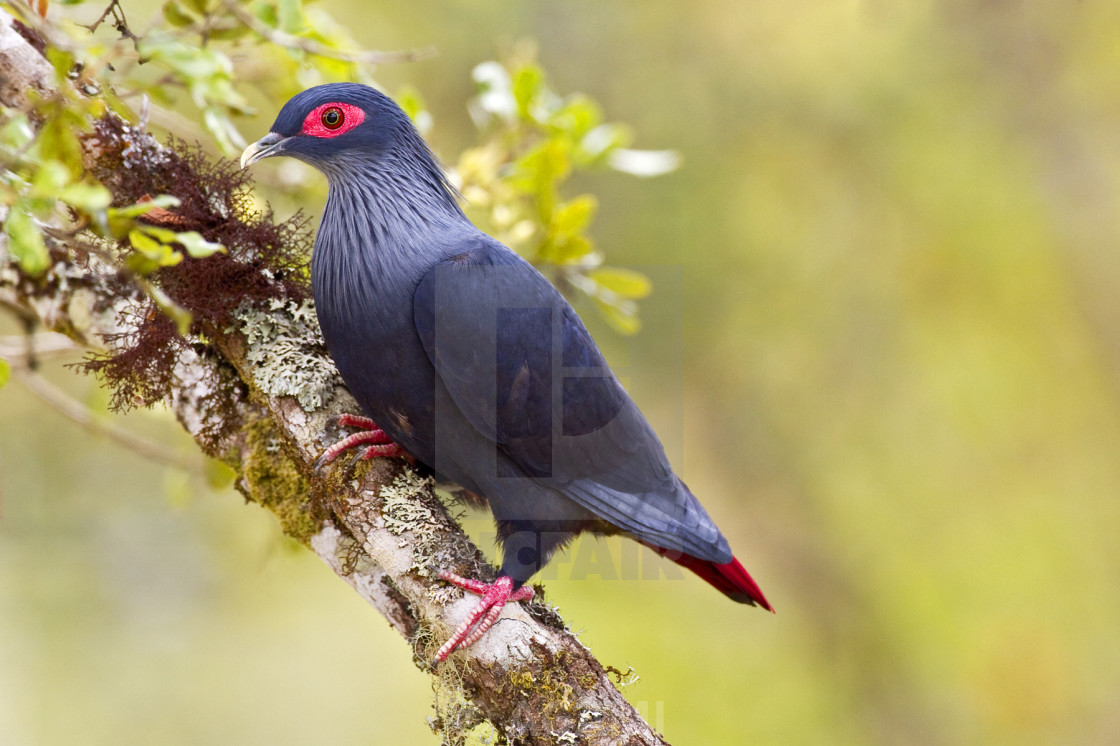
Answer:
xmin=4 ymin=0 xmax=1120 ymax=743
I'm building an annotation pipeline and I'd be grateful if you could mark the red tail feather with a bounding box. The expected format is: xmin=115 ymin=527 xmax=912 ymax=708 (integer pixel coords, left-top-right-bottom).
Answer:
xmin=649 ymin=546 xmax=774 ymax=611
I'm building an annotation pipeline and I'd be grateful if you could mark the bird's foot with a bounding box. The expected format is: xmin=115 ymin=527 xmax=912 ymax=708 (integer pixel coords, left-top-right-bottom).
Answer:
xmin=432 ymin=571 xmax=534 ymax=665
xmin=315 ymin=413 xmax=405 ymax=469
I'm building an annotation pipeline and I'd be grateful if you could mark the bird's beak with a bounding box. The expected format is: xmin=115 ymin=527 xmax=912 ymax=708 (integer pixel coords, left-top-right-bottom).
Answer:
xmin=240 ymin=132 xmax=289 ymax=169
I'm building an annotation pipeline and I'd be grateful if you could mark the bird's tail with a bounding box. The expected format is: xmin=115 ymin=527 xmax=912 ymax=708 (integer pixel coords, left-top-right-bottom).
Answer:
xmin=649 ymin=546 xmax=774 ymax=611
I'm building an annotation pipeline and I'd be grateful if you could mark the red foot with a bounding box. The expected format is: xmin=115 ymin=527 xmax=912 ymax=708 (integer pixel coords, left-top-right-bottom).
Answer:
xmin=432 ymin=571 xmax=534 ymax=665
xmin=316 ymin=413 xmax=406 ymax=468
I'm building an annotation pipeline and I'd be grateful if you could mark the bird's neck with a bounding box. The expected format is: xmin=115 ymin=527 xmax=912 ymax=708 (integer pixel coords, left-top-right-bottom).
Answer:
xmin=312 ymin=153 xmax=468 ymax=326
xmin=322 ymin=146 xmax=463 ymax=231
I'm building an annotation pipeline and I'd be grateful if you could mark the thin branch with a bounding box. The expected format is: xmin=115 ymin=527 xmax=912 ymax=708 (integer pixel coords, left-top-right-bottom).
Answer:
xmin=79 ymin=0 xmax=122 ymax=34
xmin=0 ymin=331 xmax=77 ymax=365
xmin=9 ymin=363 xmax=200 ymax=472
xmin=220 ymin=0 xmax=436 ymax=65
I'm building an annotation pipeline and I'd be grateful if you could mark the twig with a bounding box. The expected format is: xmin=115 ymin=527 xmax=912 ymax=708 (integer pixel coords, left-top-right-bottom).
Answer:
xmin=220 ymin=0 xmax=436 ymax=65
xmin=10 ymin=363 xmax=200 ymax=473
xmin=0 ymin=331 xmax=76 ymax=365
xmin=79 ymin=0 xmax=137 ymax=44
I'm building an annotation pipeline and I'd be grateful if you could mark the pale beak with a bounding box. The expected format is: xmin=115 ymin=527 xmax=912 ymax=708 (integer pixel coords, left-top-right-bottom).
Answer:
xmin=240 ymin=132 xmax=288 ymax=169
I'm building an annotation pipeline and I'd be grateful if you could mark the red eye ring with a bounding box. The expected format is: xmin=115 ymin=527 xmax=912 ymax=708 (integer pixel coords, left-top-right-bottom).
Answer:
xmin=302 ymin=102 xmax=365 ymax=138
xmin=321 ymin=107 xmax=344 ymax=130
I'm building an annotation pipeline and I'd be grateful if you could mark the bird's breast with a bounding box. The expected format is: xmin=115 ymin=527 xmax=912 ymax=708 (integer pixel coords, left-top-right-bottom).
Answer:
xmin=311 ymin=234 xmax=439 ymax=460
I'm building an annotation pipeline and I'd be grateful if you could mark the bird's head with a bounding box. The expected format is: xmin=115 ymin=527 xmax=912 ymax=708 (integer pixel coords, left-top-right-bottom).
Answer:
xmin=240 ymin=83 xmax=416 ymax=173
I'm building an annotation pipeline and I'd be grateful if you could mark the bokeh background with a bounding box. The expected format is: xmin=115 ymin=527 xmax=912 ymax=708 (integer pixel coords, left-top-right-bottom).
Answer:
xmin=4 ymin=1 xmax=1120 ymax=743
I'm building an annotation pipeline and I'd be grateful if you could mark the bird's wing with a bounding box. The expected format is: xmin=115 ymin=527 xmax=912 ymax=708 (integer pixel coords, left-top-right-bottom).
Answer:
xmin=413 ymin=239 xmax=731 ymax=562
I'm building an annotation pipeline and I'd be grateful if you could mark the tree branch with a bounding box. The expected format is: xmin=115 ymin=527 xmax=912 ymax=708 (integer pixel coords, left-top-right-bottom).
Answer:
xmin=0 ymin=11 xmax=667 ymax=745
xmin=8 ymin=361 xmax=200 ymax=471
xmin=218 ymin=0 xmax=437 ymax=65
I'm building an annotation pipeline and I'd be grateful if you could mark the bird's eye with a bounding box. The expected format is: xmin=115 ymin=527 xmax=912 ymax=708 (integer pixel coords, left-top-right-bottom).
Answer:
xmin=321 ymin=107 xmax=344 ymax=130
xmin=301 ymin=102 xmax=364 ymax=138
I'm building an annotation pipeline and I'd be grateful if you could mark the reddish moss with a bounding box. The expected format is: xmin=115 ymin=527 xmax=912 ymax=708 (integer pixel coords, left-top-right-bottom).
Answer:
xmin=85 ymin=115 xmax=312 ymax=317
xmin=76 ymin=114 xmax=313 ymax=441
xmin=84 ymin=306 xmax=182 ymax=409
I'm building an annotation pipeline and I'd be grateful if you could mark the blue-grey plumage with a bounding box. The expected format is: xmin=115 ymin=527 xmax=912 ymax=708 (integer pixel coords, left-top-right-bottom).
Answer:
xmin=242 ymin=83 xmax=771 ymax=659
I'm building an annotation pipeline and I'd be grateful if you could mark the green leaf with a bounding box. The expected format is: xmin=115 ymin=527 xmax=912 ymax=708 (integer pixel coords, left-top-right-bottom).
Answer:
xmin=202 ymin=108 xmax=246 ymax=154
xmin=124 ymin=253 xmax=160 ymax=275
xmin=276 ymin=0 xmax=306 ymax=34
xmin=177 ymin=232 xmax=224 ymax=258
xmin=204 ymin=457 xmax=237 ymax=489
xmin=551 ymin=195 xmax=598 ymax=237
xmin=106 ymin=196 xmax=182 ymax=238
xmin=0 ymin=358 xmax=10 ymax=389
xmin=515 ymin=140 xmax=572 ymax=197
xmin=593 ymin=297 xmax=641 ymax=335
xmin=462 ymin=55 xmax=659 ymax=334
xmin=4 ymin=205 xmax=50 ymax=276
xmin=162 ymin=1 xmax=199 ymax=28
xmin=130 ymin=226 xmax=224 ymax=265
xmin=136 ymin=226 xmax=178 ymax=243
xmin=549 ymin=95 xmax=602 ymax=140
xmin=59 ymin=181 xmax=113 ymax=213
xmin=136 ymin=278 xmax=192 ymax=336
xmin=36 ymin=110 xmax=87 ymax=177
xmin=138 ymin=34 xmax=253 ymax=134
xmin=512 ymin=63 xmax=545 ymax=120
xmin=29 ymin=159 xmax=70 ymax=197
xmin=589 ymin=267 xmax=652 ymax=299
xmin=129 ymin=228 xmax=167 ymax=257
xmin=45 ymin=47 xmax=74 ymax=81
xmin=0 ymin=113 xmax=34 ymax=150
xmin=109 ymin=195 xmax=182 ymax=220
xmin=253 ymin=1 xmax=279 ymax=28
xmin=128 ymin=228 xmax=183 ymax=273
xmin=396 ymin=85 xmax=426 ymax=121
xmin=542 ymin=236 xmax=595 ymax=265
xmin=396 ymin=85 xmax=433 ymax=134
xmin=206 ymin=23 xmax=252 ymax=41
xmin=180 ymin=0 xmax=211 ymax=15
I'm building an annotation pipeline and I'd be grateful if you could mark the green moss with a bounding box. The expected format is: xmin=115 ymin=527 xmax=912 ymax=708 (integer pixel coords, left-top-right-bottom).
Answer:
xmin=492 ymin=650 xmax=583 ymax=735
xmin=508 ymin=670 xmax=535 ymax=689
xmin=530 ymin=669 xmax=575 ymax=716
xmin=241 ymin=415 xmax=320 ymax=543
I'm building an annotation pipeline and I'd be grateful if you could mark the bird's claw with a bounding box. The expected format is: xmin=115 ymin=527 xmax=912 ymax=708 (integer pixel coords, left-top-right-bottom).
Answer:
xmin=315 ymin=412 xmax=405 ymax=470
xmin=432 ymin=571 xmax=534 ymax=665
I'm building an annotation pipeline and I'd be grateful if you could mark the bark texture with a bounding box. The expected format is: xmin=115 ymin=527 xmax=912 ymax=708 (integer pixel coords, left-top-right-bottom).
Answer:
xmin=0 ymin=10 xmax=667 ymax=745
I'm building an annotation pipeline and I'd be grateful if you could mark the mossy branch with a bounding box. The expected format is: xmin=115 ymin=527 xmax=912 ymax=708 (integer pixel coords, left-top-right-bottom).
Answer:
xmin=0 ymin=11 xmax=667 ymax=746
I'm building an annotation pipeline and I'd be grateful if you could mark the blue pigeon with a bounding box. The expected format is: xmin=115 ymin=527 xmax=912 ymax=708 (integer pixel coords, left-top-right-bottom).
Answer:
xmin=241 ymin=84 xmax=771 ymax=663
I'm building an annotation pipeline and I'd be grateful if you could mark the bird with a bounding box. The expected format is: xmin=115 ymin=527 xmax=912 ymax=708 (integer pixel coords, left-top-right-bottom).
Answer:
xmin=241 ymin=83 xmax=772 ymax=664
